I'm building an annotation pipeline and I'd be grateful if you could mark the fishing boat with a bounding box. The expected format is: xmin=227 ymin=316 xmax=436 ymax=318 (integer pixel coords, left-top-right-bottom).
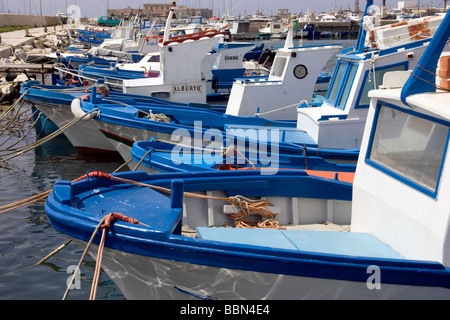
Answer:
xmin=258 ymin=21 xmax=287 ymax=39
xmin=76 ymin=41 xmax=262 ymax=98
xmin=44 ymin=9 xmax=450 ymax=299
xmin=19 ymin=81 xmax=227 ymax=155
xmin=74 ymin=90 xmax=296 ymax=161
xmin=20 ymin=16 xmax=338 ymax=157
xmin=129 ymin=137 xmax=356 ymax=183
xmin=76 ymin=20 xmax=332 ymax=104
xmin=228 ymin=0 xmax=447 ymax=150
xmin=116 ymin=4 xmax=228 ymax=104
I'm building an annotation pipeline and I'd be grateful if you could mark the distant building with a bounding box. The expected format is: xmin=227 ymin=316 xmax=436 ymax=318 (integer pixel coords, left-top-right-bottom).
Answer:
xmin=276 ymin=9 xmax=290 ymax=19
xmin=397 ymin=1 xmax=417 ymax=10
xmin=107 ymin=3 xmax=213 ymax=19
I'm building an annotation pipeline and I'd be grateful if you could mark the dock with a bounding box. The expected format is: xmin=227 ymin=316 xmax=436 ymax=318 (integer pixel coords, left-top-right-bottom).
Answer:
xmin=312 ymin=19 xmax=397 ymax=34
xmin=0 ymin=62 xmax=54 ymax=83
xmin=0 ymin=26 xmax=65 ymax=58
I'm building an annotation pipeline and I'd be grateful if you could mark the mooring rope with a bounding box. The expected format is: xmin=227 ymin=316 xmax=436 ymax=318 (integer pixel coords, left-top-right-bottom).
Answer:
xmin=0 ymin=107 xmax=41 ymax=151
xmin=0 ymin=108 xmax=99 ymax=163
xmin=0 ymin=89 xmax=29 ymax=122
xmin=0 ymin=240 xmax=72 ymax=279
xmin=0 ymin=100 xmax=29 ymax=136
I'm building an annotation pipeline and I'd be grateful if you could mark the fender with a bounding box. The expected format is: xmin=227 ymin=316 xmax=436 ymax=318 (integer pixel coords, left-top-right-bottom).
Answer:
xmin=71 ymin=98 xmax=97 ymax=121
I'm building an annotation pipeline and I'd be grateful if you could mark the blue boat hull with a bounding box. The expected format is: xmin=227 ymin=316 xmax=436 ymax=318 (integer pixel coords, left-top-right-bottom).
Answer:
xmin=45 ymin=170 xmax=450 ymax=299
xmin=130 ymin=138 xmax=356 ymax=183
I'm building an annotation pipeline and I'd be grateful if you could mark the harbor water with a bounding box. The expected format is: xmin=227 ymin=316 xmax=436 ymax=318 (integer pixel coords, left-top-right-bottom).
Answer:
xmin=0 ymin=38 xmax=356 ymax=300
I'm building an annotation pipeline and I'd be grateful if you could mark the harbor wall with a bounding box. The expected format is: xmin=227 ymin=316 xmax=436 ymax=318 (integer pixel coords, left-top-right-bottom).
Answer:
xmin=0 ymin=14 xmax=64 ymax=27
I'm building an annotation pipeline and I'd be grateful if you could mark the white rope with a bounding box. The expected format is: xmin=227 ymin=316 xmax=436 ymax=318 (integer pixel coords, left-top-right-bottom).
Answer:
xmin=253 ymin=99 xmax=308 ymax=117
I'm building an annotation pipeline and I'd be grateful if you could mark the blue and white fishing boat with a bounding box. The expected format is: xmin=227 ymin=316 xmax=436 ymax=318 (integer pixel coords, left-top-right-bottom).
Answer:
xmin=20 ymin=82 xmax=227 ymax=155
xmin=224 ymin=17 xmax=341 ymax=119
xmin=44 ymin=9 xmax=450 ymax=299
xmin=129 ymin=137 xmax=355 ymax=183
xmin=74 ymin=91 xmax=296 ymax=160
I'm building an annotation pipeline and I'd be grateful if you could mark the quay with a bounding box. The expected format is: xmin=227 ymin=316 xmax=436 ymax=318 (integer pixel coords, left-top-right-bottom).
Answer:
xmin=0 ymin=26 xmax=65 ymax=58
xmin=312 ymin=20 xmax=396 ymax=34
xmin=0 ymin=26 xmax=66 ymax=83
xmin=230 ymin=20 xmax=397 ymax=40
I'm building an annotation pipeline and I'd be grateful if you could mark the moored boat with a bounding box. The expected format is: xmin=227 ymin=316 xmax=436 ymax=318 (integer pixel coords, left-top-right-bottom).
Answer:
xmin=44 ymin=8 xmax=450 ymax=299
xmin=129 ymin=137 xmax=356 ymax=183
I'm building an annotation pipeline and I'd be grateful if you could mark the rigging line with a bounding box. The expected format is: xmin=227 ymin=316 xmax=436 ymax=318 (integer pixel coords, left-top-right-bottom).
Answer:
xmin=253 ymin=99 xmax=309 ymax=118
xmin=410 ymin=72 xmax=450 ymax=92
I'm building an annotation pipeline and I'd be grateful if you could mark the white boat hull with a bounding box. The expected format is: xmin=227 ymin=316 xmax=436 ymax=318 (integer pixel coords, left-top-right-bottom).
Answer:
xmin=84 ymin=242 xmax=450 ymax=300
xmin=33 ymin=101 xmax=117 ymax=155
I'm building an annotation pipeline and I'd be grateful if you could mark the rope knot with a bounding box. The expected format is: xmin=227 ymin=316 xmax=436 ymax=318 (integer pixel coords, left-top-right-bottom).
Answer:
xmin=101 ymin=212 xmax=140 ymax=231
xmin=73 ymin=170 xmax=113 ymax=182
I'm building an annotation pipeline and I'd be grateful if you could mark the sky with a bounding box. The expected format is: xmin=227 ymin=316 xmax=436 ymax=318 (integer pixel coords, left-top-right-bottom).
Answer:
xmin=0 ymin=0 xmax=447 ymax=18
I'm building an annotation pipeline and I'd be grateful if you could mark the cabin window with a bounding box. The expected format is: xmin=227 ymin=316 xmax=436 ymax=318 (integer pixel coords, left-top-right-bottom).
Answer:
xmin=355 ymin=61 xmax=408 ymax=108
xmin=147 ymin=55 xmax=160 ymax=62
xmin=366 ymin=102 xmax=450 ymax=198
xmin=326 ymin=60 xmax=358 ymax=110
xmin=151 ymin=91 xmax=170 ymax=99
xmin=270 ymin=57 xmax=287 ymax=78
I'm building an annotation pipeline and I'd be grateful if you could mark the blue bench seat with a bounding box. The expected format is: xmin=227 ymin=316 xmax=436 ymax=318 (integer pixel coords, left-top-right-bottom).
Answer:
xmin=196 ymin=227 xmax=403 ymax=259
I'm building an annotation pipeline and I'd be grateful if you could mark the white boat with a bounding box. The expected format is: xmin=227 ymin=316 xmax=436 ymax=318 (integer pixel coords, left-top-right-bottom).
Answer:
xmin=258 ymin=21 xmax=287 ymax=39
xmin=45 ymin=8 xmax=450 ymax=300
xmin=225 ymin=16 xmax=341 ymax=120
xmin=228 ymin=6 xmax=448 ymax=152
xmin=120 ymin=5 xmax=227 ymax=104
xmin=320 ymin=15 xmax=337 ymax=22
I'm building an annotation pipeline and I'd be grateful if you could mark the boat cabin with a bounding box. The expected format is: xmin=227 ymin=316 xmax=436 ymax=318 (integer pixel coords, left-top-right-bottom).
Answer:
xmin=225 ymin=43 xmax=341 ymax=120
xmin=295 ymin=14 xmax=446 ymax=150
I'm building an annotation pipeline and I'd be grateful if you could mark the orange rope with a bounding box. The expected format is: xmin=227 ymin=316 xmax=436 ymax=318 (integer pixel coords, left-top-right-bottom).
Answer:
xmin=89 ymin=212 xmax=148 ymax=300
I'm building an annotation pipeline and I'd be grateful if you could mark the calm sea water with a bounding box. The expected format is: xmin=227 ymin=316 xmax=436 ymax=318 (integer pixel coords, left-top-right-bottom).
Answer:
xmin=0 ymin=38 xmax=356 ymax=300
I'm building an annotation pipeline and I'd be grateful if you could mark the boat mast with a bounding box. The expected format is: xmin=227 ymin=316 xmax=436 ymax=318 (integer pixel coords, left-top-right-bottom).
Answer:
xmin=163 ymin=1 xmax=176 ymax=43
xmin=354 ymin=0 xmax=374 ymax=53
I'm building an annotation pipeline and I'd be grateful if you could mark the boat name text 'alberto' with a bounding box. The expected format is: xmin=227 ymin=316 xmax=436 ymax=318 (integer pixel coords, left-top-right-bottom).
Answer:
xmin=173 ymin=84 xmax=201 ymax=93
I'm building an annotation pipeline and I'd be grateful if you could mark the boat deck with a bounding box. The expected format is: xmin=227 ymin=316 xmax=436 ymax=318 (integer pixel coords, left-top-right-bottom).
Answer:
xmin=196 ymin=227 xmax=404 ymax=259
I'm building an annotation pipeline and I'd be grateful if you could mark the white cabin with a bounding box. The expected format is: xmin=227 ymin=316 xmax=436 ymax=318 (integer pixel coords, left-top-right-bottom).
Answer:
xmin=121 ymin=32 xmax=225 ymax=103
xmin=225 ymin=43 xmax=341 ymax=120
xmin=353 ymin=70 xmax=450 ymax=267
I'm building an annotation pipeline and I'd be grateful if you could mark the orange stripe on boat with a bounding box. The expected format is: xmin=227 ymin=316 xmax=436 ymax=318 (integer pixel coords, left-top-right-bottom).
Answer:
xmin=304 ymin=170 xmax=355 ymax=184
xmin=216 ymin=165 xmax=354 ymax=183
